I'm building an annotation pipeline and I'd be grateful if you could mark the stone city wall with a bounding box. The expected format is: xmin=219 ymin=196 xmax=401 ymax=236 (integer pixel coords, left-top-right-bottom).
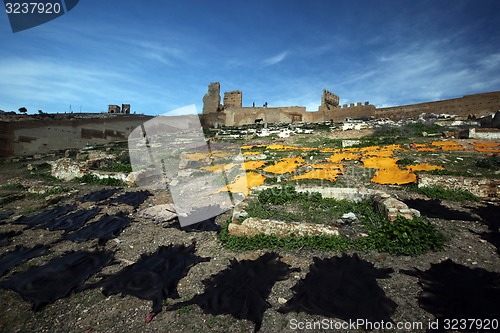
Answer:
xmin=224 ymin=106 xmax=306 ymax=126
xmin=0 ymin=115 xmax=152 ymax=157
xmin=202 ymin=82 xmax=221 ymax=114
xmin=375 ymin=91 xmax=500 ymax=120
xmin=223 ymin=91 xmax=243 ymax=108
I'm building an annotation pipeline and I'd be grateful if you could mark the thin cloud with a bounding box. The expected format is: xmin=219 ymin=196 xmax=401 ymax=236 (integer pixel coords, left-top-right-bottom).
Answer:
xmin=262 ymin=51 xmax=288 ymax=66
xmin=135 ymin=41 xmax=185 ymax=66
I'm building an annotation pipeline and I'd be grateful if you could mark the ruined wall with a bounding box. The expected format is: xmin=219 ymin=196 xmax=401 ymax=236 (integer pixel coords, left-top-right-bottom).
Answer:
xmin=375 ymin=91 xmax=500 ymax=120
xmin=199 ymin=112 xmax=226 ymax=128
xmin=200 ymin=82 xmax=500 ymax=127
xmin=224 ymin=91 xmax=242 ymax=108
xmin=202 ymin=82 xmax=221 ymax=114
xmin=108 ymin=105 xmax=121 ymax=114
xmin=319 ymin=89 xmax=340 ymax=111
xmin=225 ymin=106 xmax=306 ymax=126
xmin=0 ymin=115 xmax=152 ymax=157
xmin=122 ymin=104 xmax=131 ymax=114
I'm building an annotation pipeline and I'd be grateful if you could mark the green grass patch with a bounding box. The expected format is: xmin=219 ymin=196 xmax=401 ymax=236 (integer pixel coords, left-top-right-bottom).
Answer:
xmin=97 ymin=163 xmax=132 ymax=173
xmin=219 ymin=223 xmax=355 ymax=252
xmin=476 ymin=155 xmax=500 ymax=169
xmin=1 ymin=183 xmax=26 ymax=191
xmin=28 ymin=187 xmax=66 ymax=199
xmin=245 ymin=186 xmax=380 ymax=225
xmin=221 ymin=185 xmax=447 ymax=255
xmin=428 ymin=169 xmax=473 ymax=177
xmin=360 ymin=216 xmax=447 ymax=255
xmin=0 ymin=193 xmax=25 ymax=205
xmin=409 ymin=184 xmax=479 ymax=202
xmin=352 ymin=122 xmax=444 ymax=148
xmin=176 ymin=304 xmax=193 ymax=315
xmin=396 ymin=157 xmax=416 ymax=166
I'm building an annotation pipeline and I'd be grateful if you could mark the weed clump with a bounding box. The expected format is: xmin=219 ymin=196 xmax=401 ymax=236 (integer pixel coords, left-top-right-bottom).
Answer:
xmin=410 ymin=185 xmax=479 ymax=202
xmin=361 ymin=216 xmax=447 ymax=255
xmin=475 ymin=155 xmax=500 ymax=169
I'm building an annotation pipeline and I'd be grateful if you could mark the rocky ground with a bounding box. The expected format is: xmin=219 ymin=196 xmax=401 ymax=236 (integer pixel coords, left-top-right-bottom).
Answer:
xmin=0 ymin=123 xmax=499 ymax=333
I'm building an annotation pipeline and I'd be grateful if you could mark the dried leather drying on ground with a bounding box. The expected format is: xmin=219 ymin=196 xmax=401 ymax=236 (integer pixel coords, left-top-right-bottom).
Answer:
xmin=471 ymin=203 xmax=500 ymax=256
xmin=477 ymin=231 xmax=500 ymax=255
xmin=0 ymin=250 xmax=114 ymax=311
xmin=401 ymin=259 xmax=500 ymax=331
xmin=263 ymin=157 xmax=304 ymax=174
xmin=0 ymin=245 xmax=50 ymax=277
xmin=167 ymin=252 xmax=297 ymax=332
xmin=104 ymin=190 xmax=151 ymax=209
xmin=219 ymin=171 xmax=266 ymax=196
xmin=0 ymin=212 xmax=13 ymax=221
xmin=473 ymin=203 xmax=500 ymax=231
xmin=291 ymin=168 xmax=340 ymax=182
xmin=403 ymin=198 xmax=476 ymax=221
xmin=13 ymin=204 xmax=77 ymax=227
xmin=34 ymin=208 xmax=101 ymax=233
xmin=64 ymin=212 xmax=132 ymax=245
xmin=278 ymin=254 xmax=396 ymax=323
xmin=0 ymin=231 xmax=21 ymax=247
xmin=79 ymin=188 xmax=121 ymax=203
xmin=87 ymin=244 xmax=209 ymax=322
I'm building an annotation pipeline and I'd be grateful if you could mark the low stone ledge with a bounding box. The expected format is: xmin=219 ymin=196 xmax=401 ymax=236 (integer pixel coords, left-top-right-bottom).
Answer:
xmin=373 ymin=193 xmax=417 ymax=222
xmin=418 ymin=174 xmax=500 ymax=200
xmin=228 ymin=217 xmax=340 ymax=238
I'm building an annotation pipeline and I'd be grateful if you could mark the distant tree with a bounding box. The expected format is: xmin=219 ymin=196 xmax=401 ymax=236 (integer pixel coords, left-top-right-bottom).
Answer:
xmin=38 ymin=109 xmax=44 ymax=114
xmin=18 ymin=107 xmax=28 ymax=114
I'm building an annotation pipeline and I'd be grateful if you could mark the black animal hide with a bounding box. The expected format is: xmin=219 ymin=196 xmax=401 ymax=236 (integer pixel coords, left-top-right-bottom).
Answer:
xmin=0 ymin=231 xmax=21 ymax=247
xmin=0 ymin=250 xmax=114 ymax=311
xmin=0 ymin=245 xmax=50 ymax=277
xmin=64 ymin=212 xmax=131 ymax=245
xmin=167 ymin=252 xmax=296 ymax=332
xmin=473 ymin=203 xmax=500 ymax=231
xmin=478 ymin=231 xmax=500 ymax=255
xmin=88 ymin=244 xmax=209 ymax=322
xmin=278 ymin=254 xmax=396 ymax=325
xmin=13 ymin=204 xmax=77 ymax=227
xmin=34 ymin=208 xmax=100 ymax=233
xmin=79 ymin=188 xmax=121 ymax=203
xmin=0 ymin=212 xmax=13 ymax=220
xmin=403 ymin=198 xmax=475 ymax=221
xmin=401 ymin=259 xmax=500 ymax=332
xmin=104 ymin=190 xmax=151 ymax=209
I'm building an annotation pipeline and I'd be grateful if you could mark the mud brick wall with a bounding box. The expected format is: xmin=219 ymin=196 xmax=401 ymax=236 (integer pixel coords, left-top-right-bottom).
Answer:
xmin=223 ymin=91 xmax=243 ymax=108
xmin=418 ymin=174 xmax=500 ymax=200
xmin=0 ymin=115 xmax=152 ymax=157
xmin=320 ymin=89 xmax=340 ymax=110
xmin=202 ymin=82 xmax=221 ymax=114
xmin=376 ymin=91 xmax=500 ymax=120
xmin=225 ymin=106 xmax=307 ymax=126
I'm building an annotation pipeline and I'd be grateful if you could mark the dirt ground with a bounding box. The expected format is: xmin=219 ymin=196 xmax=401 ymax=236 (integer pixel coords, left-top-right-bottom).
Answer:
xmin=0 ymin=132 xmax=499 ymax=333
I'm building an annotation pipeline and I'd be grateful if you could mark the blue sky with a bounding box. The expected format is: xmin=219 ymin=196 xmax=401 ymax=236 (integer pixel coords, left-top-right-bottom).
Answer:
xmin=1 ymin=0 xmax=499 ymax=115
